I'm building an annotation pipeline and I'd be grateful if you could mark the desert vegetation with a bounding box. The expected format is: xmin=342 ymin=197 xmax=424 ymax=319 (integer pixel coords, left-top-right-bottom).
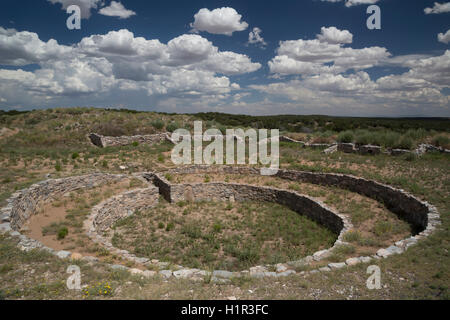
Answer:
xmin=0 ymin=108 xmax=448 ymax=300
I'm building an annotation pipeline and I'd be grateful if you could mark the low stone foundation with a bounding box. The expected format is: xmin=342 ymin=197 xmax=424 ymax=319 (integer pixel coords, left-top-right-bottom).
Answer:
xmin=0 ymin=166 xmax=441 ymax=281
xmin=89 ymin=133 xmax=172 ymax=148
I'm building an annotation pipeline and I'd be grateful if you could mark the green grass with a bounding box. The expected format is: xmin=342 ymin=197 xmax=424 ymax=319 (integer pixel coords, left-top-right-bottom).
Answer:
xmin=112 ymin=201 xmax=337 ymax=271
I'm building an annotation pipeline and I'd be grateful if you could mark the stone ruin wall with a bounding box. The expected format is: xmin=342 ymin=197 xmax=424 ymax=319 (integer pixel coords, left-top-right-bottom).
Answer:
xmin=166 ymin=165 xmax=430 ymax=233
xmin=89 ymin=133 xmax=171 ymax=148
xmin=5 ymin=173 xmax=128 ymax=230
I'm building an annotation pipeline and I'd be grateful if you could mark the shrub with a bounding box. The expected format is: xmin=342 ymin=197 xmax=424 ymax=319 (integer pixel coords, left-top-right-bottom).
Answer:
xmin=71 ymin=152 xmax=79 ymax=160
xmin=165 ymin=222 xmax=175 ymax=232
xmin=166 ymin=122 xmax=180 ymax=133
xmin=337 ymin=131 xmax=354 ymax=143
xmin=57 ymin=227 xmax=69 ymax=240
xmin=432 ymin=135 xmax=450 ymax=149
xmin=132 ymin=141 xmax=139 ymax=147
xmin=394 ymin=136 xmax=414 ymax=150
xmin=55 ymin=162 xmax=62 ymax=172
xmin=151 ymin=120 xmax=164 ymax=130
xmin=102 ymin=160 xmax=108 ymax=168
xmin=158 ymin=222 xmax=165 ymax=229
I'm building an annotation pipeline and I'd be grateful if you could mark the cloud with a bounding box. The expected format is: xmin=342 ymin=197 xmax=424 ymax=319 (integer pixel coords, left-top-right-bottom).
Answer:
xmin=190 ymin=7 xmax=248 ymax=36
xmin=0 ymin=28 xmax=260 ymax=108
xmin=320 ymin=0 xmax=380 ymax=7
xmin=424 ymin=2 xmax=450 ymax=14
xmin=98 ymin=1 xmax=136 ymax=19
xmin=48 ymin=0 xmax=102 ymax=19
xmin=0 ymin=27 xmax=72 ymax=66
xmin=438 ymin=29 xmax=450 ymax=44
xmin=248 ymin=27 xmax=267 ymax=47
xmin=252 ymin=50 xmax=450 ymax=114
xmin=269 ymin=27 xmax=389 ymax=75
xmin=317 ymin=26 xmax=353 ymax=44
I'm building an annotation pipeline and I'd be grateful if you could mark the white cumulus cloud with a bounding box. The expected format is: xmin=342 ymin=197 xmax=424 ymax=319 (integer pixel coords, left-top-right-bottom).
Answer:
xmin=317 ymin=26 xmax=353 ymax=44
xmin=438 ymin=29 xmax=450 ymax=44
xmin=190 ymin=7 xmax=248 ymax=36
xmin=248 ymin=27 xmax=267 ymax=47
xmin=98 ymin=1 xmax=136 ymax=19
xmin=48 ymin=0 xmax=102 ymax=19
xmin=424 ymin=2 xmax=450 ymax=14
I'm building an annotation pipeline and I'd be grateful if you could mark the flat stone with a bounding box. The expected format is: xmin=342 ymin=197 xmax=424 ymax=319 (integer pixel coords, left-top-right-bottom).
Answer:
xmin=319 ymin=267 xmax=332 ymax=272
xmin=386 ymin=245 xmax=403 ymax=255
xmin=313 ymin=250 xmax=331 ymax=261
xmin=360 ymin=256 xmax=372 ymax=263
xmin=249 ymin=266 xmax=268 ymax=275
xmin=82 ymin=256 xmax=99 ymax=263
xmin=54 ymin=250 xmax=71 ymax=258
xmin=10 ymin=231 xmax=21 ymax=237
xmin=376 ymin=248 xmax=391 ymax=258
xmin=71 ymin=253 xmax=83 ymax=260
xmin=173 ymin=269 xmax=195 ymax=279
xmin=133 ymin=257 xmax=150 ymax=264
xmin=159 ymin=270 xmax=173 ymax=279
xmin=276 ymin=270 xmax=296 ymax=277
xmin=346 ymin=257 xmax=361 ymax=266
xmin=211 ymin=277 xmax=231 ymax=284
xmin=129 ymin=268 xmax=144 ymax=275
xmin=328 ymin=262 xmax=346 ymax=269
xmin=111 ymin=264 xmax=128 ymax=271
xmin=143 ymin=270 xmax=157 ymax=278
xmin=213 ymin=270 xmax=234 ymax=279
xmin=276 ymin=264 xmax=288 ymax=273
xmin=0 ymin=223 xmax=12 ymax=234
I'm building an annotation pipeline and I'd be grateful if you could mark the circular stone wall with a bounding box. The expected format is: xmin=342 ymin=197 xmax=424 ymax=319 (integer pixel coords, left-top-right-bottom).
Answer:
xmin=0 ymin=166 xmax=441 ymax=281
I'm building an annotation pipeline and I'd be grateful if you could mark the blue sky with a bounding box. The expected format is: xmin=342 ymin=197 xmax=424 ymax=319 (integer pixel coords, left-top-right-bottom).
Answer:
xmin=0 ymin=0 xmax=449 ymax=116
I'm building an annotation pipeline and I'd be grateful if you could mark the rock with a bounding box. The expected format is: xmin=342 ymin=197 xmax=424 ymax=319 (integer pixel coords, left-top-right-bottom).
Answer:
xmin=111 ymin=264 xmax=128 ymax=271
xmin=323 ymin=144 xmax=338 ymax=155
xmin=346 ymin=257 xmax=361 ymax=266
xmin=71 ymin=253 xmax=83 ymax=260
xmin=386 ymin=245 xmax=403 ymax=255
xmin=328 ymin=262 xmax=346 ymax=269
xmin=359 ymin=256 xmax=372 ymax=263
xmin=133 ymin=257 xmax=150 ymax=264
xmin=10 ymin=231 xmax=21 ymax=237
xmin=227 ymin=296 xmax=237 ymax=301
xmin=376 ymin=249 xmax=391 ymax=258
xmin=213 ymin=270 xmax=234 ymax=279
xmin=276 ymin=270 xmax=296 ymax=277
xmin=159 ymin=270 xmax=173 ymax=279
xmin=0 ymin=223 xmax=12 ymax=234
xmin=82 ymin=256 xmax=99 ymax=263
xmin=319 ymin=267 xmax=331 ymax=272
xmin=287 ymin=256 xmax=313 ymax=268
xmin=143 ymin=270 xmax=157 ymax=278
xmin=249 ymin=266 xmax=268 ymax=275
xmin=313 ymin=250 xmax=330 ymax=261
xmin=129 ymin=268 xmax=144 ymax=275
xmin=211 ymin=277 xmax=231 ymax=284
xmin=276 ymin=264 xmax=288 ymax=273
xmin=56 ymin=250 xmax=72 ymax=259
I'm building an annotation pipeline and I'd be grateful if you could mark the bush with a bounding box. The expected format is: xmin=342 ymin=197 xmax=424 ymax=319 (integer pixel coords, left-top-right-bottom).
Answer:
xmin=165 ymin=222 xmax=175 ymax=232
xmin=432 ymin=135 xmax=450 ymax=149
xmin=337 ymin=131 xmax=354 ymax=143
xmin=102 ymin=160 xmax=108 ymax=168
xmin=394 ymin=136 xmax=414 ymax=150
xmin=151 ymin=120 xmax=164 ymax=130
xmin=55 ymin=162 xmax=62 ymax=172
xmin=57 ymin=227 xmax=69 ymax=240
xmin=71 ymin=152 xmax=79 ymax=159
xmin=166 ymin=122 xmax=180 ymax=133
xmin=132 ymin=141 xmax=139 ymax=147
